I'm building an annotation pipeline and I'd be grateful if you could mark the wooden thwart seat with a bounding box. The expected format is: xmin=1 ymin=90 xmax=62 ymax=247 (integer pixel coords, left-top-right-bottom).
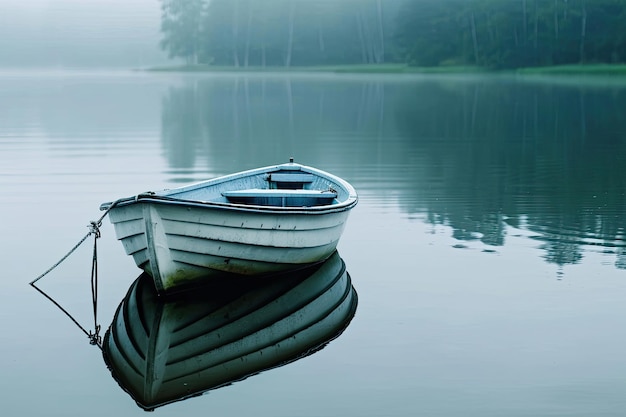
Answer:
xmin=223 ymin=189 xmax=335 ymax=198
xmin=222 ymin=189 xmax=337 ymax=207
xmin=267 ymin=173 xmax=315 ymax=183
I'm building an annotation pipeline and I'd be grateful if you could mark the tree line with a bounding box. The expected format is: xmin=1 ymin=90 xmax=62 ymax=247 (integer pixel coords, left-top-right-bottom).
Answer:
xmin=159 ymin=0 xmax=394 ymax=66
xmin=159 ymin=0 xmax=626 ymax=69
xmin=396 ymin=0 xmax=626 ymax=68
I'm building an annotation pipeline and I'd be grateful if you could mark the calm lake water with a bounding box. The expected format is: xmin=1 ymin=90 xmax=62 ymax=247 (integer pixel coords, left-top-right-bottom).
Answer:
xmin=2 ymin=70 xmax=626 ymax=416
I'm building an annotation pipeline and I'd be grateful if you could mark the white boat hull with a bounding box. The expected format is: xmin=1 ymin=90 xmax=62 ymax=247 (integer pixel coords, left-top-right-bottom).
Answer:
xmin=109 ymin=201 xmax=350 ymax=293
xmin=103 ymin=162 xmax=357 ymax=294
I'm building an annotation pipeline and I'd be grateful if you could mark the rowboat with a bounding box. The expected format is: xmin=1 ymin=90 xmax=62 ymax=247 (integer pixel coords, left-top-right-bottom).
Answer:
xmin=102 ymin=251 xmax=357 ymax=410
xmin=100 ymin=160 xmax=357 ymax=295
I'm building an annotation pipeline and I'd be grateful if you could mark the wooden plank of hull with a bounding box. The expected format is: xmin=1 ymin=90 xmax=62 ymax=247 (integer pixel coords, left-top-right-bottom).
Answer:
xmin=109 ymin=200 xmax=350 ymax=294
xmin=102 ymin=252 xmax=357 ymax=410
xmin=155 ymin=202 xmax=350 ymax=231
xmin=103 ymin=162 xmax=357 ymax=294
xmin=109 ymin=199 xmax=350 ymax=238
xmin=160 ymin=218 xmax=345 ymax=248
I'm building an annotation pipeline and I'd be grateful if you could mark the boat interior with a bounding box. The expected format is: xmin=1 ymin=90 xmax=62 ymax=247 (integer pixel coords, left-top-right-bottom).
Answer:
xmin=222 ymin=171 xmax=338 ymax=207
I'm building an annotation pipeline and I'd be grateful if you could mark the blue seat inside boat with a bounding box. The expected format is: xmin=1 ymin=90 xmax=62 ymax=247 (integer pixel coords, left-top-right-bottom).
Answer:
xmin=222 ymin=189 xmax=337 ymax=207
xmin=267 ymin=173 xmax=315 ymax=189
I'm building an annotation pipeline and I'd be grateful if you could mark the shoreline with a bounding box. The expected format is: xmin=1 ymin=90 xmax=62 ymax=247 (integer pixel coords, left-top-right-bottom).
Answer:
xmin=144 ymin=63 xmax=626 ymax=76
xmin=144 ymin=63 xmax=483 ymax=74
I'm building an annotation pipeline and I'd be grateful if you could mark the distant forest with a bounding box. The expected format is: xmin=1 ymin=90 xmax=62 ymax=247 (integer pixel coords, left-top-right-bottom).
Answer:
xmin=159 ymin=0 xmax=626 ymax=69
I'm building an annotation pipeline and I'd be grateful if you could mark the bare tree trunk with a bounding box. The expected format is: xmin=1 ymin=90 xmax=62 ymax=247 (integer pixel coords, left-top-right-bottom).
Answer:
xmin=356 ymin=12 xmax=367 ymax=64
xmin=285 ymin=2 xmax=295 ymax=67
xmin=285 ymin=79 xmax=294 ymax=149
xmin=244 ymin=77 xmax=252 ymax=135
xmin=553 ymin=0 xmax=560 ymax=62
xmin=232 ymin=0 xmax=240 ymax=67
xmin=376 ymin=0 xmax=385 ymax=63
xmin=376 ymin=83 xmax=384 ymax=141
xmin=486 ymin=11 xmax=495 ymax=42
xmin=534 ymin=0 xmax=539 ymax=64
xmin=553 ymin=0 xmax=559 ymax=39
xmin=261 ymin=44 xmax=266 ymax=67
xmin=534 ymin=1 xmax=538 ymax=50
xmin=244 ymin=2 xmax=252 ymax=67
xmin=192 ymin=27 xmax=198 ymax=65
xmin=317 ymin=26 xmax=325 ymax=53
xmin=470 ymin=12 xmax=479 ymax=65
xmin=361 ymin=12 xmax=375 ymax=63
xmin=232 ymin=78 xmax=240 ymax=139
xmin=579 ymin=2 xmax=587 ymax=63
xmin=522 ymin=0 xmax=528 ymax=42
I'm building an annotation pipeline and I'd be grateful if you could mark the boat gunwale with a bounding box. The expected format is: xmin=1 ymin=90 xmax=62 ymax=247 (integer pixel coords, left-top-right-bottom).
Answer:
xmin=100 ymin=162 xmax=358 ymax=214
xmin=104 ymin=194 xmax=357 ymax=215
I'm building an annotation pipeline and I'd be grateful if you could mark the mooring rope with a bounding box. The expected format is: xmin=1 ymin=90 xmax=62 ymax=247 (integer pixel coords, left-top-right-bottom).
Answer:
xmin=30 ymin=279 xmax=93 ymax=341
xmin=29 ymin=200 xmax=121 ymax=348
xmin=29 ymin=231 xmax=93 ymax=286
xmin=29 ymin=201 xmax=117 ymax=286
xmin=89 ymin=219 xmax=101 ymax=346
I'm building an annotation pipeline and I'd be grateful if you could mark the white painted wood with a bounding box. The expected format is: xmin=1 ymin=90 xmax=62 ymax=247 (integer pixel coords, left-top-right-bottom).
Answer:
xmin=101 ymin=162 xmax=357 ymax=294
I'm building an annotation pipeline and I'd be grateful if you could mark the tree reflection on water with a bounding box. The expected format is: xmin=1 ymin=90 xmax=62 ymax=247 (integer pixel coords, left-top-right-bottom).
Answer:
xmin=159 ymin=75 xmax=626 ymax=269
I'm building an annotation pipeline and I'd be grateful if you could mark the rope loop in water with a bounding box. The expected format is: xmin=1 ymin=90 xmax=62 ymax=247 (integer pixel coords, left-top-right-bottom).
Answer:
xmin=29 ymin=199 xmax=122 ymax=348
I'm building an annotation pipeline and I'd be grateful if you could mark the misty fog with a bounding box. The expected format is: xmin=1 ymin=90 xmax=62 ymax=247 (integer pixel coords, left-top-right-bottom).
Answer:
xmin=0 ymin=0 xmax=169 ymax=68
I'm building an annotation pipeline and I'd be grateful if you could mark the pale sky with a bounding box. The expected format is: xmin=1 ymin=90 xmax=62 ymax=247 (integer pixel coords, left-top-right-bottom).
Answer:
xmin=0 ymin=0 xmax=168 ymax=68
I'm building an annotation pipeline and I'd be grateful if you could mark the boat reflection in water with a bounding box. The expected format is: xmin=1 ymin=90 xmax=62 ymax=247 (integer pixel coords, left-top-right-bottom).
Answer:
xmin=102 ymin=251 xmax=357 ymax=411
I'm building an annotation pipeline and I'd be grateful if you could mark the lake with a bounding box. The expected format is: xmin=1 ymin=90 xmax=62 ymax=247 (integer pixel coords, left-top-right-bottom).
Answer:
xmin=2 ymin=70 xmax=626 ymax=416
